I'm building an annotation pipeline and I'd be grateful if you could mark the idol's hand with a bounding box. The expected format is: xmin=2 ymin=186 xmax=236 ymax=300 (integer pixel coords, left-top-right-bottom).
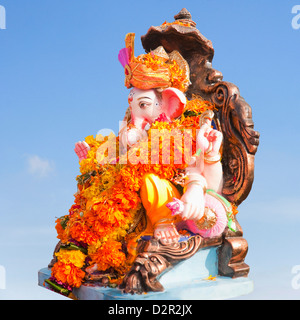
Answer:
xmin=180 ymin=182 xmax=205 ymax=221
xmin=74 ymin=141 xmax=90 ymax=161
xmin=197 ymin=111 xmax=223 ymax=157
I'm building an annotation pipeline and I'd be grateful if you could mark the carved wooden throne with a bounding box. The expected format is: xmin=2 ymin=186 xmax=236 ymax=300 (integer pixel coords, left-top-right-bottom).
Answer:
xmin=120 ymin=8 xmax=260 ymax=294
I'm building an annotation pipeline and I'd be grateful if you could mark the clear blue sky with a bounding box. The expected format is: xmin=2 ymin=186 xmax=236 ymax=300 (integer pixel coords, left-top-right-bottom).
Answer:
xmin=0 ymin=0 xmax=300 ymax=299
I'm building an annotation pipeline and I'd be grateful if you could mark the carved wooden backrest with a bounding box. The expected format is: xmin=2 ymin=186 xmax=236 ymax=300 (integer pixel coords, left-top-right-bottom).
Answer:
xmin=141 ymin=8 xmax=260 ymax=206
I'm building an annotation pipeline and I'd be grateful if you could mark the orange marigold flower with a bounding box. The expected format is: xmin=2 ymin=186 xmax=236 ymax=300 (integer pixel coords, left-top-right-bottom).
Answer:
xmin=90 ymin=240 xmax=127 ymax=274
xmin=70 ymin=223 xmax=98 ymax=245
xmin=110 ymin=184 xmax=140 ymax=211
xmin=232 ymin=204 xmax=239 ymax=216
xmin=120 ymin=166 xmax=142 ymax=191
xmin=55 ymin=217 xmax=68 ymax=243
xmin=55 ymin=249 xmax=87 ymax=268
xmin=161 ymin=20 xmax=192 ymax=28
xmin=184 ymin=98 xmax=215 ymax=114
xmin=51 ymin=261 xmax=85 ymax=288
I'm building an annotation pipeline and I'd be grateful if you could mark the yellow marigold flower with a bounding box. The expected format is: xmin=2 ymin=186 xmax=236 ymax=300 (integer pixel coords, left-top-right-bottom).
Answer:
xmin=84 ymin=135 xmax=95 ymax=145
xmin=55 ymin=249 xmax=87 ymax=269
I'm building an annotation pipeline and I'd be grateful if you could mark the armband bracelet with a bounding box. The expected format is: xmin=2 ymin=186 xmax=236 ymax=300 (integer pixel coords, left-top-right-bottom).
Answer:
xmin=185 ymin=180 xmax=207 ymax=194
xmin=204 ymin=153 xmax=221 ymax=164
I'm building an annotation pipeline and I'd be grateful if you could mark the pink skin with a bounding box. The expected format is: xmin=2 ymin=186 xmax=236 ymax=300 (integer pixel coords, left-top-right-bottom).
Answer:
xmin=197 ymin=118 xmax=223 ymax=194
xmin=129 ymin=88 xmax=161 ymax=128
xmin=76 ymin=87 xmax=186 ymax=160
xmin=197 ymin=118 xmax=223 ymax=158
xmin=168 ymin=194 xmax=228 ymax=238
xmin=120 ymin=87 xmax=186 ymax=149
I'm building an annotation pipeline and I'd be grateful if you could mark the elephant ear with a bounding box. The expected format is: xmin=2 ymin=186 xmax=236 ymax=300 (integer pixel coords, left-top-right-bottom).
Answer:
xmin=161 ymin=88 xmax=186 ymax=120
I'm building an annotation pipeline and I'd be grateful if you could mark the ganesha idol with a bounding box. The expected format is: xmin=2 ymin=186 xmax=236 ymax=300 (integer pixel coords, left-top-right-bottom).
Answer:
xmin=76 ymin=39 xmax=231 ymax=237
xmin=43 ymin=10 xmax=259 ymax=298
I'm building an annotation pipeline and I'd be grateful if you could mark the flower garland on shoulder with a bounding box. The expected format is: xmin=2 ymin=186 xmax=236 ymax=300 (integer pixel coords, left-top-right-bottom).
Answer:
xmin=46 ymin=97 xmax=236 ymax=296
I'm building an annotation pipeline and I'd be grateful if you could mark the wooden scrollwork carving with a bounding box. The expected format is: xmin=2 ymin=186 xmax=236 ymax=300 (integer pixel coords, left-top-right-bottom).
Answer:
xmin=121 ymin=236 xmax=204 ymax=294
xmin=207 ymin=82 xmax=259 ymax=204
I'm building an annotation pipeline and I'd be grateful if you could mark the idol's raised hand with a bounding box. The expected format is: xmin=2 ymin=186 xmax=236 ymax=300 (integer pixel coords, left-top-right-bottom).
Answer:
xmin=196 ymin=110 xmax=223 ymax=158
xmin=74 ymin=141 xmax=90 ymax=161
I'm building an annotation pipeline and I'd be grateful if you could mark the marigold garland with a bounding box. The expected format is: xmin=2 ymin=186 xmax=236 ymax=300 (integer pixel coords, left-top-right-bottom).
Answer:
xmin=48 ymin=97 xmax=237 ymax=293
xmin=51 ymin=249 xmax=87 ymax=288
xmin=90 ymin=240 xmax=127 ymax=274
xmin=161 ymin=20 xmax=192 ymax=28
xmin=134 ymin=53 xmax=189 ymax=92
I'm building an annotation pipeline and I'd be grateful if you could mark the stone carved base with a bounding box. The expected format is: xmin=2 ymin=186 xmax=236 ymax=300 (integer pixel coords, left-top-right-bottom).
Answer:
xmin=40 ymin=225 xmax=251 ymax=299
xmin=121 ymin=235 xmax=215 ymax=294
xmin=38 ymin=245 xmax=253 ymax=300
xmin=120 ymin=228 xmax=249 ymax=293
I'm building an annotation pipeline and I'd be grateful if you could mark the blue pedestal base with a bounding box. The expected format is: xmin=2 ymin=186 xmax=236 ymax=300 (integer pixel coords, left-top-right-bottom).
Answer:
xmin=38 ymin=247 xmax=253 ymax=300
